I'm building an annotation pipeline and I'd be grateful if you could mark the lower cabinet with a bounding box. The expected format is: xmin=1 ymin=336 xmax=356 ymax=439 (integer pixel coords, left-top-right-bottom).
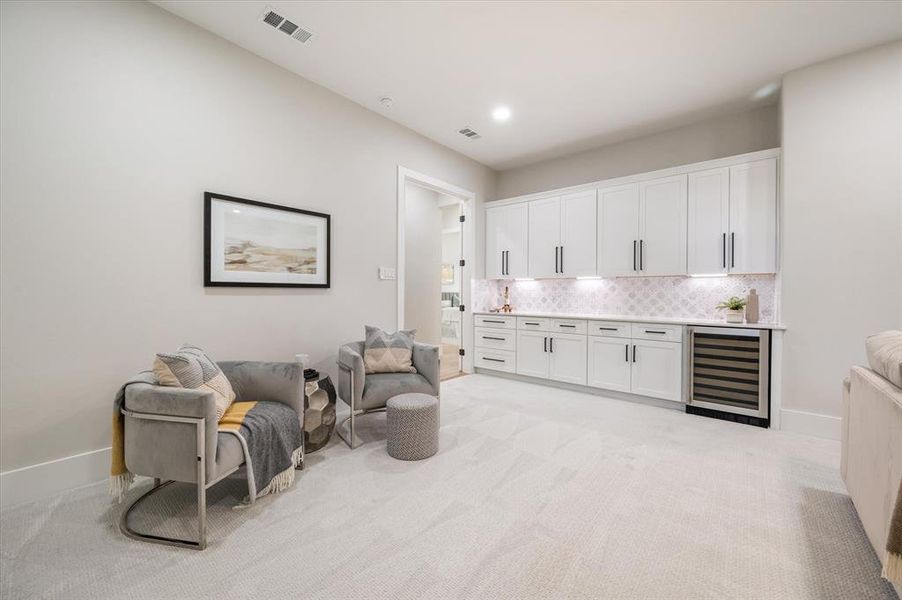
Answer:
xmin=516 ymin=330 xmax=587 ymax=385
xmin=629 ymin=339 xmax=682 ymax=402
xmin=587 ymin=337 xmax=632 ymax=393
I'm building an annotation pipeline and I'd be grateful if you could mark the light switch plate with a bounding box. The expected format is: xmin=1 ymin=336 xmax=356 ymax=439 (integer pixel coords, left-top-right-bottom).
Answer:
xmin=379 ymin=267 xmax=397 ymax=280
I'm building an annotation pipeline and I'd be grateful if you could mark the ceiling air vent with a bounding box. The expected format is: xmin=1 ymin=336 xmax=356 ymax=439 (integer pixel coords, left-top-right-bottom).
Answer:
xmin=260 ymin=7 xmax=314 ymax=44
xmin=458 ymin=127 xmax=481 ymax=140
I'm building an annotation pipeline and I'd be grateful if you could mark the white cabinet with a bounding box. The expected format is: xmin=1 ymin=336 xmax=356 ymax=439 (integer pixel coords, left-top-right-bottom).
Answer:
xmin=587 ymin=336 xmax=632 ymax=392
xmin=630 ymin=339 xmax=682 ymax=402
xmin=548 ymin=333 xmax=587 ymax=385
xmin=516 ymin=330 xmax=549 ymax=379
xmin=729 ymin=158 xmax=777 ymax=274
xmin=639 ymin=174 xmax=687 ymax=276
xmin=687 ymin=159 xmax=777 ymax=275
xmin=527 ymin=191 xmax=596 ymax=278
xmin=485 ymin=203 xmax=528 ymax=279
xmin=598 ymin=184 xmax=640 ymax=276
xmin=688 ymin=167 xmax=730 ymax=275
xmin=527 ymin=197 xmax=560 ymax=278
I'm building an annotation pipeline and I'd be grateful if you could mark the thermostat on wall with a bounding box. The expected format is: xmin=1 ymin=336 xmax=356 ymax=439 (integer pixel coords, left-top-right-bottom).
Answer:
xmin=379 ymin=267 xmax=397 ymax=280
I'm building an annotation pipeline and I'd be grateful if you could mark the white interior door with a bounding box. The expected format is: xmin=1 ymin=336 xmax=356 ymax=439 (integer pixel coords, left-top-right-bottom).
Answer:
xmin=630 ymin=339 xmax=682 ymax=402
xmin=560 ymin=190 xmax=597 ymax=277
xmin=516 ymin=330 xmax=549 ymax=379
xmin=688 ymin=167 xmax=730 ymax=275
xmin=485 ymin=206 xmax=505 ymax=279
xmin=587 ymin=336 xmax=632 ymax=392
xmin=639 ymin=174 xmax=687 ymax=276
xmin=548 ymin=333 xmax=587 ymax=385
xmin=504 ymin=204 xmax=530 ymax=278
xmin=528 ymin=197 xmax=561 ymax=278
xmin=729 ymin=158 xmax=777 ymax=274
xmin=598 ymin=184 xmax=640 ymax=276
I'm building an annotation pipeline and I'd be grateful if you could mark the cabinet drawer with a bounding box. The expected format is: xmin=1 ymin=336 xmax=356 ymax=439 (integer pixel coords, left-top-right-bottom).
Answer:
xmin=588 ymin=320 xmax=630 ymax=338
xmin=517 ymin=317 xmax=552 ymax=332
xmin=474 ymin=328 xmax=516 ymax=351
xmin=631 ymin=322 xmax=683 ymax=343
xmin=474 ymin=349 xmax=516 ymax=373
xmin=475 ymin=314 xmax=516 ymax=329
xmin=551 ymin=319 xmax=587 ymax=334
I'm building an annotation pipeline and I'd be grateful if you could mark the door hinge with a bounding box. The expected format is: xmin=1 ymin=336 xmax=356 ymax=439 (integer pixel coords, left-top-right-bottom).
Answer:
xmin=459 ymin=215 xmax=465 ymax=223
xmin=459 ymin=259 xmax=465 ymax=267
xmin=458 ymin=348 xmax=465 ymax=356
xmin=459 ymin=304 xmax=465 ymax=312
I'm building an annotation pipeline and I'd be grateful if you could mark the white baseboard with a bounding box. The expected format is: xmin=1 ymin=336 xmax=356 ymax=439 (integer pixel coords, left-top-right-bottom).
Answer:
xmin=0 ymin=447 xmax=110 ymax=509
xmin=779 ymin=409 xmax=841 ymax=440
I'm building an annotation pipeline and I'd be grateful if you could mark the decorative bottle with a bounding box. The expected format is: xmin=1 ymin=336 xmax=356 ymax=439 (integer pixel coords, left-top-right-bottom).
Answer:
xmin=746 ymin=289 xmax=760 ymax=323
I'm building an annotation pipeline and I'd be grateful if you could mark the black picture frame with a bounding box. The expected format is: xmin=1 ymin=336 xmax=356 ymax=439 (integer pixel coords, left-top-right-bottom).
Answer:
xmin=204 ymin=191 xmax=331 ymax=288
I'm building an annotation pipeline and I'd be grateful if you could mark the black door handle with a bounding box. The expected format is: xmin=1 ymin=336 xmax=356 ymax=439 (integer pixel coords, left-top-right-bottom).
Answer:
xmin=722 ymin=232 xmax=726 ymax=269
xmin=639 ymin=240 xmax=644 ymax=271
xmin=625 ymin=344 xmax=629 ymax=362
xmin=543 ymin=337 xmax=547 ymax=352
xmin=632 ymin=345 xmax=636 ymax=362
xmin=560 ymin=246 xmax=563 ymax=273
xmin=633 ymin=240 xmax=637 ymax=271
xmin=554 ymin=246 xmax=559 ymax=273
xmin=550 ymin=338 xmax=554 ymax=353
xmin=731 ymin=233 xmax=735 ymax=269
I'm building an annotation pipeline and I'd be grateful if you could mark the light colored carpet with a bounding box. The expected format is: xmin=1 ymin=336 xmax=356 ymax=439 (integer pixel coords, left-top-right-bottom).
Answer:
xmin=0 ymin=374 xmax=896 ymax=600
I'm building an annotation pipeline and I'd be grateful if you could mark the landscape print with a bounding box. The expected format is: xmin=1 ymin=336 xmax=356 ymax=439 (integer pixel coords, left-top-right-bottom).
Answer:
xmin=223 ymin=210 xmax=317 ymax=274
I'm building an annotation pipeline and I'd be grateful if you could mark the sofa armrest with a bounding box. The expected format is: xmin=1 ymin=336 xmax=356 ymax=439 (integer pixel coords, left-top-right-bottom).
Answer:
xmin=124 ymin=383 xmax=216 ymax=419
xmin=338 ymin=342 xmax=365 ymax=409
xmin=413 ymin=342 xmax=440 ymax=397
xmin=218 ymin=361 xmax=303 ymax=417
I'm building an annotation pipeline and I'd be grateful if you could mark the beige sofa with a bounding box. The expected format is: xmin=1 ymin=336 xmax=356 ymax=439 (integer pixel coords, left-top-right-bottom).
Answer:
xmin=841 ymin=330 xmax=902 ymax=595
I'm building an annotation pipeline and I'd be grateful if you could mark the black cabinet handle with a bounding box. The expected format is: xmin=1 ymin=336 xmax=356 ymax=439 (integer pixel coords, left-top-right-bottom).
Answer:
xmin=554 ymin=246 xmax=559 ymax=273
xmin=644 ymin=330 xmax=667 ymax=335
xmin=524 ymin=322 xmax=540 ymax=326
xmin=483 ymin=319 xmax=505 ymax=324
xmin=482 ymin=336 xmax=505 ymax=341
xmin=731 ymin=233 xmax=735 ymax=269
xmin=550 ymin=338 xmax=554 ymax=353
xmin=639 ymin=240 xmax=644 ymax=271
xmin=543 ymin=337 xmax=547 ymax=352
xmin=558 ymin=324 xmax=576 ymax=328
xmin=633 ymin=240 xmax=637 ymax=271
xmin=632 ymin=345 xmax=636 ymax=362
xmin=722 ymin=233 xmax=726 ymax=269
xmin=501 ymin=251 xmax=505 ymax=276
xmin=560 ymin=246 xmax=564 ymax=273
xmin=483 ymin=357 xmax=505 ymax=363
xmin=597 ymin=327 xmax=618 ymax=331
xmin=625 ymin=344 xmax=629 ymax=362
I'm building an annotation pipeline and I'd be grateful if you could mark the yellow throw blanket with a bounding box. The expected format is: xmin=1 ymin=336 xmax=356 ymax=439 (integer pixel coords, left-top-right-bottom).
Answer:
xmin=110 ymin=371 xmax=156 ymax=500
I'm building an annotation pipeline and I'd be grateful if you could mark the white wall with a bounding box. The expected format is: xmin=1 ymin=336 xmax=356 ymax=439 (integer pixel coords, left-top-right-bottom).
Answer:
xmin=403 ymin=184 xmax=443 ymax=345
xmin=495 ymin=105 xmax=779 ymax=199
xmin=0 ymin=0 xmax=495 ymax=474
xmin=780 ymin=41 xmax=902 ymax=426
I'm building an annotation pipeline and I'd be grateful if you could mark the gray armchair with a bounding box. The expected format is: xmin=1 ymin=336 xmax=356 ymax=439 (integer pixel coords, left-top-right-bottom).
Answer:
xmin=120 ymin=361 xmax=303 ymax=550
xmin=337 ymin=342 xmax=439 ymax=448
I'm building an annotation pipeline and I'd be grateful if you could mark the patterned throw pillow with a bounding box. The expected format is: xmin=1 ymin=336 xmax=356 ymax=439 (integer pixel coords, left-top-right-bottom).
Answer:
xmin=152 ymin=344 xmax=236 ymax=420
xmin=363 ymin=326 xmax=418 ymax=374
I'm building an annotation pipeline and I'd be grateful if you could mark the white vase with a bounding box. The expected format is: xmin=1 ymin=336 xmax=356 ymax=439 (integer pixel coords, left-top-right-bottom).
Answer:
xmin=725 ymin=309 xmax=745 ymax=324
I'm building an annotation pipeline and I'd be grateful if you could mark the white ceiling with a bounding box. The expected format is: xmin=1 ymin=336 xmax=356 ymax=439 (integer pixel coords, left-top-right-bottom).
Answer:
xmin=153 ymin=1 xmax=902 ymax=170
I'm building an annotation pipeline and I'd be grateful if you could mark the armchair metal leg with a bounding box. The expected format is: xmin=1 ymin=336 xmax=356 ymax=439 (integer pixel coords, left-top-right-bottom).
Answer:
xmin=337 ymin=362 xmax=360 ymax=449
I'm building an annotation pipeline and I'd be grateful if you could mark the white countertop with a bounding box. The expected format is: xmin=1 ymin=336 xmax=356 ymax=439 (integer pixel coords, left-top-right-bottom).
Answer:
xmin=474 ymin=310 xmax=786 ymax=330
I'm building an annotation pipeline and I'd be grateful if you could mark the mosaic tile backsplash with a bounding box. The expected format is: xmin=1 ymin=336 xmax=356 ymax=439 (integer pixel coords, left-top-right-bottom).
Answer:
xmin=473 ymin=275 xmax=778 ymax=323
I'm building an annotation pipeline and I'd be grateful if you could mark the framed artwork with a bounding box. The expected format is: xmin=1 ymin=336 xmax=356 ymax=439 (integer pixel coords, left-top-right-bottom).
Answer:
xmin=441 ymin=263 xmax=455 ymax=285
xmin=204 ymin=192 xmax=330 ymax=288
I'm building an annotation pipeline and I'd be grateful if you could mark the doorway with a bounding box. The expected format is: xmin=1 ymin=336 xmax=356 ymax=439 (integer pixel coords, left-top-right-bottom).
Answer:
xmin=397 ymin=167 xmax=475 ymax=380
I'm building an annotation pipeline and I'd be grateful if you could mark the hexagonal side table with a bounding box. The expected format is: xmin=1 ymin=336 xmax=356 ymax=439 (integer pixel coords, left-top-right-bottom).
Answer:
xmin=304 ymin=376 xmax=336 ymax=453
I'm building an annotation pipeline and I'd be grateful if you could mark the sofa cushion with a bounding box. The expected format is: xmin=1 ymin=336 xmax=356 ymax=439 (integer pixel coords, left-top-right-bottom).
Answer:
xmin=361 ymin=372 xmax=434 ymax=410
xmin=153 ymin=344 xmax=236 ymax=420
xmin=363 ymin=326 xmax=417 ymax=374
xmin=866 ymin=330 xmax=902 ymax=388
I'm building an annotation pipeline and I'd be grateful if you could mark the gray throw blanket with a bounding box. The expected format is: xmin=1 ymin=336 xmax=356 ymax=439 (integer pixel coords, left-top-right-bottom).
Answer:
xmin=218 ymin=400 xmax=303 ymax=502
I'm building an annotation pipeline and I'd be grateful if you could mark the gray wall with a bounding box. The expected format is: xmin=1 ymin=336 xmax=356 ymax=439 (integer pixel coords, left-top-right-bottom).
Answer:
xmin=780 ymin=41 xmax=902 ymax=420
xmin=495 ymin=105 xmax=780 ymax=199
xmin=403 ymin=184 xmax=443 ymax=345
xmin=0 ymin=1 xmax=495 ymax=471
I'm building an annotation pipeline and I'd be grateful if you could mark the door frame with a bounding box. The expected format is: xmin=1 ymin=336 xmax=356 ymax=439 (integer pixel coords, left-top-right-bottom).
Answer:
xmin=397 ymin=166 xmax=476 ymax=374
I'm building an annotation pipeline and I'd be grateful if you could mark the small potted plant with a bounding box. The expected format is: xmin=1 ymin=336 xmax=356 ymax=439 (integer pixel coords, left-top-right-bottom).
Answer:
xmin=716 ymin=296 xmax=748 ymax=323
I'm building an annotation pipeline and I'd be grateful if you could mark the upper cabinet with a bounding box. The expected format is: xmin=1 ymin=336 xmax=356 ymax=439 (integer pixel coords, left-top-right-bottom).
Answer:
xmin=598 ymin=176 xmax=687 ymax=277
xmin=485 ymin=203 xmax=528 ymax=279
xmin=729 ymin=158 xmax=777 ymax=274
xmin=687 ymin=158 xmax=777 ymax=275
xmin=528 ymin=190 xmax=597 ymax=278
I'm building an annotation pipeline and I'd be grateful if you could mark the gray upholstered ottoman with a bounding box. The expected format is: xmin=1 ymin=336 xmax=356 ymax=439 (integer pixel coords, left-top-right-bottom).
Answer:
xmin=386 ymin=393 xmax=439 ymax=460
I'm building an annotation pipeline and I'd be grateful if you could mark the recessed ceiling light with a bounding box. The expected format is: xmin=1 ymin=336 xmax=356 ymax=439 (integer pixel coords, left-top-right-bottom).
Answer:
xmin=492 ymin=105 xmax=511 ymax=122
xmin=752 ymin=82 xmax=780 ymax=100
xmin=232 ymin=209 xmax=241 ymax=214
